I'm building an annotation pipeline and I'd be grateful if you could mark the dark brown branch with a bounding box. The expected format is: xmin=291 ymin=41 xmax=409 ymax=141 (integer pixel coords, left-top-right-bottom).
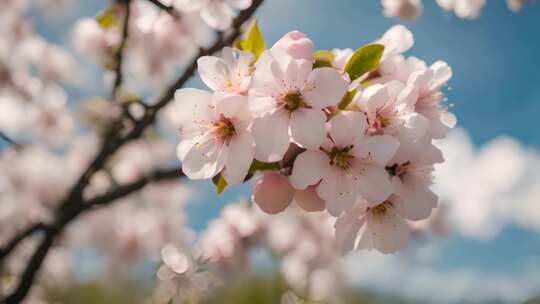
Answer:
xmin=111 ymin=0 xmax=131 ymax=101
xmin=0 ymin=224 xmax=45 ymax=262
xmin=1 ymin=167 xmax=182 ymax=304
xmin=0 ymin=131 xmax=22 ymax=150
xmin=144 ymin=0 xmax=177 ymax=15
xmin=1 ymin=1 xmax=265 ymax=302
xmin=117 ymin=0 xmax=266 ymax=146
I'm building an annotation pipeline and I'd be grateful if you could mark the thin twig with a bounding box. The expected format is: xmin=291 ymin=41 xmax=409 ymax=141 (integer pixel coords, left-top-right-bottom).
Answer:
xmin=0 ymin=224 xmax=45 ymax=262
xmin=111 ymin=0 xmax=131 ymax=101
xmin=1 ymin=167 xmax=182 ymax=304
xmin=0 ymin=0 xmax=265 ymax=302
xmin=144 ymin=0 xmax=177 ymax=16
xmin=0 ymin=131 xmax=22 ymax=150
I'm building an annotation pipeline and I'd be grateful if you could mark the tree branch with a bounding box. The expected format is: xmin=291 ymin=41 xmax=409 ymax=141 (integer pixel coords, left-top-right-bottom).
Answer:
xmin=1 ymin=167 xmax=182 ymax=304
xmin=0 ymin=0 xmax=265 ymax=302
xmin=0 ymin=131 xmax=22 ymax=151
xmin=111 ymin=0 xmax=131 ymax=101
xmin=0 ymin=224 xmax=45 ymax=262
xmin=144 ymin=0 xmax=177 ymax=15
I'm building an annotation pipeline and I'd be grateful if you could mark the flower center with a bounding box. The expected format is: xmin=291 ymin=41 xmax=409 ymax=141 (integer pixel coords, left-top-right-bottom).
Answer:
xmin=282 ymin=92 xmax=305 ymax=112
xmin=368 ymin=114 xmax=390 ymax=135
xmin=369 ymin=201 xmax=392 ymax=218
xmin=329 ymin=146 xmax=353 ymax=170
xmin=386 ymin=161 xmax=410 ymax=179
xmin=213 ymin=114 xmax=236 ymax=145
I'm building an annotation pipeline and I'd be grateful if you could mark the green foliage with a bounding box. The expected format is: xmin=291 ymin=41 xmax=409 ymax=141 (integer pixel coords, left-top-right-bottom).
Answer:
xmin=204 ymin=274 xmax=289 ymax=304
xmin=243 ymin=159 xmax=281 ymax=182
xmin=338 ymin=88 xmax=358 ymax=110
xmin=213 ymin=174 xmax=229 ymax=195
xmin=96 ymin=4 xmax=122 ymax=28
xmin=235 ymin=20 xmax=266 ymax=59
xmin=313 ymin=50 xmax=336 ymax=68
xmin=344 ymin=44 xmax=385 ymax=81
xmin=46 ymin=281 xmax=147 ymax=304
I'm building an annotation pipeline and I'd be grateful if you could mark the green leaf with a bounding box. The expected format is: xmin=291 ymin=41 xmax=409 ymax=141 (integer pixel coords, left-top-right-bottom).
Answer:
xmin=338 ymin=88 xmax=358 ymax=110
xmin=313 ymin=50 xmax=335 ymax=68
xmin=96 ymin=4 xmax=121 ymax=28
xmin=344 ymin=44 xmax=385 ymax=81
xmin=242 ymin=160 xmax=281 ymax=182
xmin=248 ymin=160 xmax=281 ymax=174
xmin=213 ymin=174 xmax=228 ymax=195
xmin=236 ymin=20 xmax=266 ymax=59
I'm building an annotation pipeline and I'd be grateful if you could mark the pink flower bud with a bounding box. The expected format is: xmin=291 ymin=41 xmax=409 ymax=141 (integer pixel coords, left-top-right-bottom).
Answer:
xmin=294 ymin=186 xmax=325 ymax=212
xmin=252 ymin=172 xmax=294 ymax=214
xmin=274 ymin=31 xmax=314 ymax=61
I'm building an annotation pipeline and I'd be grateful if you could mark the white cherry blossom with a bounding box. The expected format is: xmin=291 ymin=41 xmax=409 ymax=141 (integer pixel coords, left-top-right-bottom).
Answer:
xmin=197 ymin=47 xmax=254 ymax=95
xmin=290 ymin=111 xmax=399 ymax=216
xmin=174 ymin=88 xmax=254 ymax=185
xmin=249 ymin=47 xmax=348 ymax=161
xmin=381 ymin=0 xmax=423 ymax=21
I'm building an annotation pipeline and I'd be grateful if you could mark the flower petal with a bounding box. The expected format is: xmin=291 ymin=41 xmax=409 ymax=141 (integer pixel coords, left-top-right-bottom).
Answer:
xmin=252 ymin=108 xmax=290 ymax=162
xmin=362 ymin=134 xmax=400 ymax=166
xmin=317 ymin=169 xmax=358 ymax=216
xmin=181 ymin=139 xmax=227 ymax=180
xmin=328 ymin=111 xmax=367 ymax=147
xmin=290 ymin=108 xmax=326 ymax=149
xmin=197 ymin=56 xmax=229 ymax=92
xmin=335 ymin=213 xmax=365 ymax=255
xmin=303 ymin=67 xmax=348 ymax=109
xmin=355 ymin=84 xmax=389 ymax=116
xmin=253 ymin=172 xmax=294 ymax=214
xmin=392 ymin=176 xmax=437 ymax=221
xmin=214 ymin=93 xmax=247 ymax=118
xmin=294 ymin=186 xmax=325 ymax=212
xmin=222 ymin=130 xmax=254 ymax=185
xmin=355 ymin=164 xmax=393 ymax=204
xmin=174 ymin=88 xmax=213 ymax=129
xmin=289 ymin=150 xmax=328 ymax=190
xmin=200 ymin=2 xmax=234 ymax=30
xmin=365 ymin=204 xmax=410 ymax=254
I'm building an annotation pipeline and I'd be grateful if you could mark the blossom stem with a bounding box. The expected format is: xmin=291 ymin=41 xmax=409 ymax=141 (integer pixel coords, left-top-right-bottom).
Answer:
xmin=111 ymin=0 xmax=131 ymax=102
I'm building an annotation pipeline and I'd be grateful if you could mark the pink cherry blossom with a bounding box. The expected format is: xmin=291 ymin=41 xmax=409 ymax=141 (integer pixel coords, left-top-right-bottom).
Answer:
xmin=252 ymin=172 xmax=295 ymax=214
xmin=335 ymin=197 xmax=411 ymax=254
xmin=174 ymin=88 xmax=254 ymax=185
xmin=436 ymin=0 xmax=486 ymax=19
xmin=289 ymin=111 xmax=400 ymax=216
xmin=179 ymin=0 xmax=252 ymax=30
xmin=354 ymin=80 xmax=425 ymax=138
xmin=407 ymin=61 xmax=456 ymax=139
xmin=381 ymin=0 xmax=423 ymax=21
xmin=253 ymin=172 xmax=326 ymax=214
xmin=273 ymin=31 xmax=315 ymax=61
xmin=197 ymin=47 xmax=254 ymax=95
xmin=249 ymin=48 xmax=348 ymax=161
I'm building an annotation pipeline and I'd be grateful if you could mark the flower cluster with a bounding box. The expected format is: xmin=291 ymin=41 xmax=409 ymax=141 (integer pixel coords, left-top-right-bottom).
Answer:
xmin=382 ymin=0 xmax=529 ymax=20
xmin=0 ymin=1 xmax=76 ymax=146
xmin=153 ymin=202 xmax=347 ymax=303
xmin=174 ymin=24 xmax=455 ymax=254
xmin=72 ymin=0 xmax=254 ymax=82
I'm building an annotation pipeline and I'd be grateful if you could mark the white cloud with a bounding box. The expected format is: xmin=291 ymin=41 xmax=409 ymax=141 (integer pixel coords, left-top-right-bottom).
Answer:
xmin=344 ymin=249 xmax=540 ymax=303
xmin=434 ymin=128 xmax=540 ymax=240
xmin=342 ymin=129 xmax=540 ymax=303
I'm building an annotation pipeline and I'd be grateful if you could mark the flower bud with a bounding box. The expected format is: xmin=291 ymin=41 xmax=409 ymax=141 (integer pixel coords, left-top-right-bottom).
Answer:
xmin=252 ymin=172 xmax=294 ymax=214
xmin=294 ymin=186 xmax=325 ymax=212
xmin=274 ymin=31 xmax=314 ymax=61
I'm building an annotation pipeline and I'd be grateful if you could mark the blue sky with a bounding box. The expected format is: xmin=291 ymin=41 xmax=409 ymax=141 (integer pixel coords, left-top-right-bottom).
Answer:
xmin=15 ymin=0 xmax=540 ymax=302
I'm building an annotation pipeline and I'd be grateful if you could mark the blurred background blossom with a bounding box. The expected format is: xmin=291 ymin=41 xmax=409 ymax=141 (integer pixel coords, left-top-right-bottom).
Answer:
xmin=1 ymin=0 xmax=539 ymax=303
